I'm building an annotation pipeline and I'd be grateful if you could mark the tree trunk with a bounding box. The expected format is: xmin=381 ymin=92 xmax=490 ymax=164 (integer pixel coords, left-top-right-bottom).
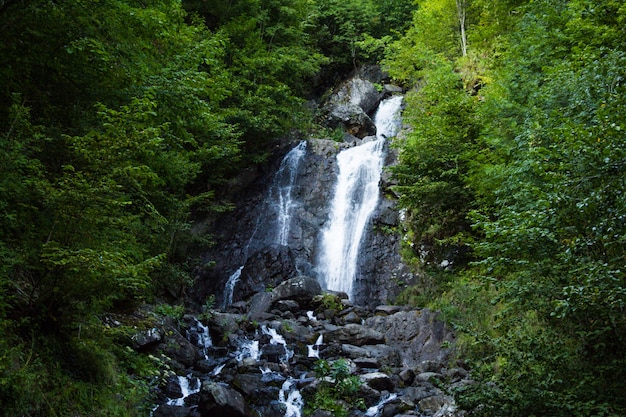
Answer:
xmin=456 ymin=0 xmax=468 ymax=56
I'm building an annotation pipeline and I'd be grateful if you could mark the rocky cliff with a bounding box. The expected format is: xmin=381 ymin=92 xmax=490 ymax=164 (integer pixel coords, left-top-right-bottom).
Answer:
xmin=192 ymin=68 xmax=414 ymax=309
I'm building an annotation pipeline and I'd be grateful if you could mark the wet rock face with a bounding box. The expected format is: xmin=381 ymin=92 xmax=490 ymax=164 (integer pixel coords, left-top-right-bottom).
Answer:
xmin=193 ymin=137 xmax=411 ymax=309
xmin=149 ymin=279 xmax=468 ymax=417
xmin=234 ymin=245 xmax=298 ymax=303
xmin=198 ymin=381 xmax=248 ymax=417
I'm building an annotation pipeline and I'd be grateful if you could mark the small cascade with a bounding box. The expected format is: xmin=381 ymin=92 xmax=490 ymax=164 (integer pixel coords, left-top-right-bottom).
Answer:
xmin=222 ymin=265 xmax=243 ymax=308
xmin=186 ymin=317 xmax=213 ymax=359
xmin=317 ymin=96 xmax=403 ymax=298
xmin=167 ymin=374 xmax=201 ymax=407
xmin=279 ymin=379 xmax=304 ymax=417
xmin=261 ymin=325 xmax=293 ymax=364
xmin=235 ymin=338 xmax=261 ymax=362
xmin=365 ymin=392 xmax=398 ymax=417
xmin=374 ymin=95 xmax=404 ymax=140
xmin=307 ymin=334 xmax=323 ymax=358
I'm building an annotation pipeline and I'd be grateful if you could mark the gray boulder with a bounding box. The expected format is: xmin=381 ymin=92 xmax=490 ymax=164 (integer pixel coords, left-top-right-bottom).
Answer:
xmin=248 ymin=276 xmax=322 ymax=320
xmin=321 ymin=77 xmax=382 ymax=138
xmin=198 ymin=381 xmax=247 ymax=417
xmin=360 ymin=371 xmax=395 ymax=391
xmin=272 ymin=275 xmax=322 ymax=303
xmin=365 ymin=309 xmax=455 ymax=368
xmin=207 ymin=312 xmax=245 ymax=347
xmin=324 ymin=323 xmax=385 ymax=346
xmin=131 ymin=327 xmax=162 ymax=351
xmin=235 ymin=245 xmax=298 ymax=302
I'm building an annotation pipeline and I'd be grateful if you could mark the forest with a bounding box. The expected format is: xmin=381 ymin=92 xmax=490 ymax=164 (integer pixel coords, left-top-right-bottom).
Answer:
xmin=0 ymin=0 xmax=624 ymax=415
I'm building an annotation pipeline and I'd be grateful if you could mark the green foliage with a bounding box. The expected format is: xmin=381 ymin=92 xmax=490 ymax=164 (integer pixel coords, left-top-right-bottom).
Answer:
xmin=154 ymin=303 xmax=185 ymax=322
xmin=0 ymin=318 xmax=160 ymax=416
xmin=390 ymin=54 xmax=481 ymax=266
xmin=0 ymin=0 xmax=334 ymax=413
xmin=318 ymin=293 xmax=345 ymax=312
xmin=305 ymin=359 xmax=364 ymax=417
xmin=387 ymin=0 xmax=626 ymax=415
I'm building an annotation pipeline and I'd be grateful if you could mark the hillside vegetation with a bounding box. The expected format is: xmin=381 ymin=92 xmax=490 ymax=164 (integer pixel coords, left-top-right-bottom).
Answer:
xmin=386 ymin=0 xmax=626 ymax=415
xmin=1 ymin=0 xmax=624 ymax=415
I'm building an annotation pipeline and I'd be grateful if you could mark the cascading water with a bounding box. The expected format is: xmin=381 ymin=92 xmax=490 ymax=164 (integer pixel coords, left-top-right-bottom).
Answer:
xmin=166 ymin=374 xmax=201 ymax=407
xmin=222 ymin=265 xmax=243 ymax=307
xmin=365 ymin=392 xmax=398 ymax=417
xmin=307 ymin=334 xmax=323 ymax=358
xmin=279 ymin=379 xmax=304 ymax=417
xmin=186 ymin=317 xmax=213 ymax=359
xmin=317 ymin=96 xmax=403 ymax=298
xmin=272 ymin=140 xmax=307 ymax=245
xmin=221 ymin=141 xmax=307 ymax=307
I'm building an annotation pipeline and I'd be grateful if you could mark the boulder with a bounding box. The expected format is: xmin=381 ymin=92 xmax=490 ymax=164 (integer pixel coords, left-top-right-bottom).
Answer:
xmin=248 ymin=292 xmax=275 ymax=320
xmin=360 ymin=372 xmax=395 ymax=392
xmin=131 ymin=327 xmax=162 ymax=351
xmin=402 ymin=386 xmax=437 ymax=403
xmin=418 ymin=395 xmax=459 ymax=417
xmin=271 ymin=276 xmax=322 ymax=303
xmin=341 ymin=343 xmax=401 ymax=368
xmin=233 ymin=373 xmax=281 ymax=404
xmin=343 ymin=78 xmax=382 ymax=113
xmin=321 ymin=77 xmax=382 ymax=139
xmin=374 ymin=305 xmax=403 ymax=315
xmin=198 ymin=381 xmax=247 ymax=417
xmin=365 ymin=310 xmax=455 ymax=368
xmin=416 ymin=372 xmax=444 ymax=384
xmin=260 ymin=344 xmax=288 ymax=363
xmin=323 ymin=102 xmax=376 ymax=138
xmin=324 ymin=323 xmax=384 ymax=346
xmin=236 ymin=245 xmax=298 ymax=302
xmin=207 ymin=313 xmax=245 ymax=346
xmin=158 ymin=329 xmax=201 ymax=367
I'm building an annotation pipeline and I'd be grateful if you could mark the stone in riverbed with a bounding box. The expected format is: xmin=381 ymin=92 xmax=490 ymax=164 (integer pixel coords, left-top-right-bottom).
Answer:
xmin=360 ymin=371 xmax=395 ymax=391
xmin=324 ymin=323 xmax=385 ymax=346
xmin=198 ymin=381 xmax=247 ymax=417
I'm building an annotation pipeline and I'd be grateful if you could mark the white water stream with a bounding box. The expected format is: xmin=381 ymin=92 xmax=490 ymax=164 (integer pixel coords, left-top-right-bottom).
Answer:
xmin=166 ymin=374 xmax=200 ymax=407
xmin=222 ymin=141 xmax=307 ymax=307
xmin=272 ymin=140 xmax=307 ymax=245
xmin=279 ymin=379 xmax=304 ymax=417
xmin=317 ymin=96 xmax=403 ymax=298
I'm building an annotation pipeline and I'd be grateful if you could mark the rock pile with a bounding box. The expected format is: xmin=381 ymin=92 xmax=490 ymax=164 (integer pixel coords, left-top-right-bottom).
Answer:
xmin=144 ymin=277 xmax=470 ymax=417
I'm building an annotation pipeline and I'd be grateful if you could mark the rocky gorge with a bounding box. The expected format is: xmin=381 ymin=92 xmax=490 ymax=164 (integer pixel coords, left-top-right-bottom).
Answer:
xmin=143 ymin=276 xmax=469 ymax=417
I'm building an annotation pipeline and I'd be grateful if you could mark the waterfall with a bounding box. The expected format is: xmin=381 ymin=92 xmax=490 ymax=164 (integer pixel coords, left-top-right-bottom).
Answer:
xmin=272 ymin=140 xmax=307 ymax=245
xmin=365 ymin=392 xmax=398 ymax=417
xmin=222 ymin=266 xmax=243 ymax=308
xmin=307 ymin=334 xmax=323 ymax=358
xmin=221 ymin=141 xmax=307 ymax=307
xmin=186 ymin=317 xmax=213 ymax=359
xmin=317 ymin=96 xmax=403 ymax=298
